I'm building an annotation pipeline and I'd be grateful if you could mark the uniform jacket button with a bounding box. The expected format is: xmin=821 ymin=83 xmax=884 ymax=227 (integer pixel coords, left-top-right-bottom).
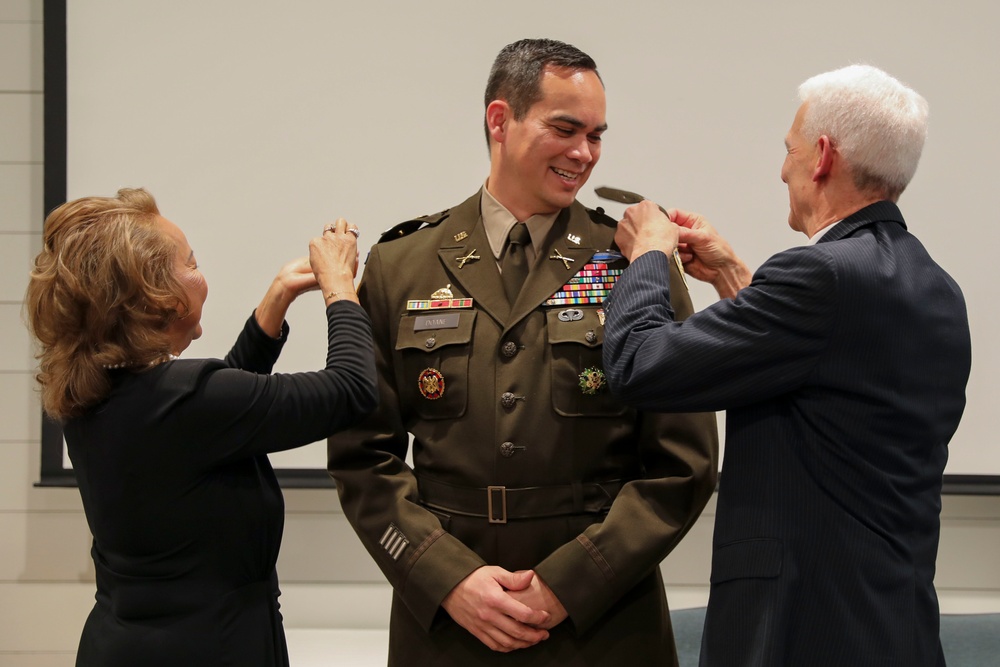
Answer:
xmin=585 ymin=330 xmax=598 ymax=344
xmin=425 ymin=337 xmax=437 ymax=349
xmin=500 ymin=441 xmax=516 ymax=457
xmin=501 ymin=392 xmax=516 ymax=409
xmin=501 ymin=341 xmax=518 ymax=358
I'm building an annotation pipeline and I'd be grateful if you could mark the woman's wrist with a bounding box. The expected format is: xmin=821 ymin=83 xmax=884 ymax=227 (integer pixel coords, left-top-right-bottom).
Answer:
xmin=254 ymin=279 xmax=296 ymax=338
xmin=323 ymin=282 xmax=359 ymax=306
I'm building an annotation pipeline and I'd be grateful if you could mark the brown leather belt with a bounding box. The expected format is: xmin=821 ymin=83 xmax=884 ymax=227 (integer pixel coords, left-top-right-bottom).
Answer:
xmin=416 ymin=475 xmax=629 ymax=524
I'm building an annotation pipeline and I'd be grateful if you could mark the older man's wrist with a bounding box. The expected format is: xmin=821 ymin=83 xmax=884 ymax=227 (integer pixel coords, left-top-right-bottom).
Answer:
xmin=712 ymin=260 xmax=752 ymax=299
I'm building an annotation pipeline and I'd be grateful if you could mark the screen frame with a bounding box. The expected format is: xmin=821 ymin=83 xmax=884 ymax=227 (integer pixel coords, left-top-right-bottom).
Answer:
xmin=36 ymin=0 xmax=997 ymax=494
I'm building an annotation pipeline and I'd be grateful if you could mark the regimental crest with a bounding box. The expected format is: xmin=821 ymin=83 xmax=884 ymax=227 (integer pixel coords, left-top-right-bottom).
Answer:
xmin=417 ymin=368 xmax=445 ymax=400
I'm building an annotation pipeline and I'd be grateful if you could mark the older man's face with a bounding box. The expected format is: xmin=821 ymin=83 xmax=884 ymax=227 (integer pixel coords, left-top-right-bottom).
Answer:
xmin=491 ymin=66 xmax=607 ymax=220
xmin=781 ymin=103 xmax=820 ymax=235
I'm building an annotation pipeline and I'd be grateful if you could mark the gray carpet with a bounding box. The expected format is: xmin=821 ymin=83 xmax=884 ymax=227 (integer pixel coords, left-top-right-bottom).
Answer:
xmin=670 ymin=609 xmax=1000 ymax=667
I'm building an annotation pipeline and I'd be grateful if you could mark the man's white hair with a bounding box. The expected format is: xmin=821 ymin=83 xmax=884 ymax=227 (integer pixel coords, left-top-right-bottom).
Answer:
xmin=799 ymin=64 xmax=928 ymax=200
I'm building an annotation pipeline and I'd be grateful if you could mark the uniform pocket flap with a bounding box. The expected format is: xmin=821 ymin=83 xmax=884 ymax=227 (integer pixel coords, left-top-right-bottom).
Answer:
xmin=396 ymin=311 xmax=476 ymax=352
xmin=545 ymin=308 xmax=603 ymax=347
xmin=710 ymin=538 xmax=783 ymax=584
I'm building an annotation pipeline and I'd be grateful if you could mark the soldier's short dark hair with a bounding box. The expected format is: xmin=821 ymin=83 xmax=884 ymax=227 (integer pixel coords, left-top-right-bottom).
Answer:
xmin=483 ymin=38 xmax=600 ymax=147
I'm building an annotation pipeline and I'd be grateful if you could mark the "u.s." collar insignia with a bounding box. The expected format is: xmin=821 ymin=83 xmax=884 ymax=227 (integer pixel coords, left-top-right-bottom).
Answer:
xmin=418 ymin=368 xmax=445 ymax=400
xmin=578 ymin=367 xmax=607 ymax=395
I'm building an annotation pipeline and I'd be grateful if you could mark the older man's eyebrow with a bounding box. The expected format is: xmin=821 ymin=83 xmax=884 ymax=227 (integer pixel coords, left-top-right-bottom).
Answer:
xmin=551 ymin=114 xmax=608 ymax=133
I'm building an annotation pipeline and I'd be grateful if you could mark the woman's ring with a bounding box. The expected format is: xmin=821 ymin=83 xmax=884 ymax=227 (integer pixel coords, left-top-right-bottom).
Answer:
xmin=323 ymin=224 xmax=336 ymax=234
xmin=347 ymin=228 xmax=360 ymax=239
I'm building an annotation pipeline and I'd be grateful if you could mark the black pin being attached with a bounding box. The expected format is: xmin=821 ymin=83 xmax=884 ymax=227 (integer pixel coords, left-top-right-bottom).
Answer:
xmin=594 ymin=186 xmax=689 ymax=289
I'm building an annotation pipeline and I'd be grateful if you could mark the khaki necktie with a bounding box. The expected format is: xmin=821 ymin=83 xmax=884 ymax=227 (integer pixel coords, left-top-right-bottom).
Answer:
xmin=502 ymin=223 xmax=531 ymax=305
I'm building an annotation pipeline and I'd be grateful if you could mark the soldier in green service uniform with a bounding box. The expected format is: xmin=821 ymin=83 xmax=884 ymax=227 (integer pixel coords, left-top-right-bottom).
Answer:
xmin=328 ymin=38 xmax=718 ymax=667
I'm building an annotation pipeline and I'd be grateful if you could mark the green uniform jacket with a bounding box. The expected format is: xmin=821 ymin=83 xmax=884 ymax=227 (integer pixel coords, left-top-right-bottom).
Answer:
xmin=328 ymin=190 xmax=718 ymax=666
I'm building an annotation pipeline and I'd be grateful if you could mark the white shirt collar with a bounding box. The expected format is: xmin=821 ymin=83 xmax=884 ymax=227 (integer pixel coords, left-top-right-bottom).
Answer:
xmin=807 ymin=220 xmax=842 ymax=245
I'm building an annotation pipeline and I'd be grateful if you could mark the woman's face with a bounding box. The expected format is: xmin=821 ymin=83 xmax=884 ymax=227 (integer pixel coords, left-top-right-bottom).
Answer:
xmin=157 ymin=215 xmax=208 ymax=354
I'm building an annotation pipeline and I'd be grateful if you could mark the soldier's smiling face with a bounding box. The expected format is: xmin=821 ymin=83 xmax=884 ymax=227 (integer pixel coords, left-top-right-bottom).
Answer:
xmin=488 ymin=66 xmax=607 ymax=220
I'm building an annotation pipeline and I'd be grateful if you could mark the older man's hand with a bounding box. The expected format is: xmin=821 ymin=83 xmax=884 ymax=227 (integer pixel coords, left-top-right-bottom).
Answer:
xmin=670 ymin=208 xmax=751 ymax=299
xmin=616 ymin=200 xmax=679 ymax=262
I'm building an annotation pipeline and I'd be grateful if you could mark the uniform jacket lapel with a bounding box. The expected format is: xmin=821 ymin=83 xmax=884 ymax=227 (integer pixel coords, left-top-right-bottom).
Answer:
xmin=432 ymin=194 xmax=614 ymax=329
xmin=434 ymin=193 xmax=510 ymax=325
xmin=508 ymin=202 xmax=612 ymax=329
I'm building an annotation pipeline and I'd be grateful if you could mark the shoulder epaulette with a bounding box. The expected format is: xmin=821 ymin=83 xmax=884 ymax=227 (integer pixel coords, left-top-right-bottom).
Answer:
xmin=378 ymin=209 xmax=450 ymax=244
xmin=587 ymin=206 xmax=617 ymax=228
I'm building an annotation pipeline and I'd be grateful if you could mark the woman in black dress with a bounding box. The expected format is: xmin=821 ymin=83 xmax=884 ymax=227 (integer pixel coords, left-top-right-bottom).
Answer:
xmin=24 ymin=188 xmax=377 ymax=666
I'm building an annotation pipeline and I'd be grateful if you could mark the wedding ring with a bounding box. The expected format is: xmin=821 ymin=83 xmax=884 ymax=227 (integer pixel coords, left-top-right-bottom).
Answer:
xmin=323 ymin=224 xmax=336 ymax=234
xmin=347 ymin=228 xmax=360 ymax=238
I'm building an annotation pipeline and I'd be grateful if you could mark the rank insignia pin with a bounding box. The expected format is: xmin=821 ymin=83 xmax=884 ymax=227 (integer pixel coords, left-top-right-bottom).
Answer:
xmin=549 ymin=249 xmax=575 ymax=270
xmin=454 ymin=231 xmax=468 ymax=242
xmin=418 ymin=368 xmax=445 ymax=400
xmin=578 ymin=367 xmax=607 ymax=395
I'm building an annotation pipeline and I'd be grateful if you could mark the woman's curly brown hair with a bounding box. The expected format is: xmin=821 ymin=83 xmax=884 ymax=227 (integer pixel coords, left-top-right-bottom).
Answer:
xmin=24 ymin=188 xmax=192 ymax=420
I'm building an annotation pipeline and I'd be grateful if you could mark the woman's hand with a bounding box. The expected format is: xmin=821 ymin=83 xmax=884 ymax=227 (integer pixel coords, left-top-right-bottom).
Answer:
xmin=310 ymin=218 xmax=361 ymax=307
xmin=273 ymin=256 xmax=320 ymax=299
xmin=254 ymin=256 xmax=318 ymax=338
xmin=253 ymin=219 xmax=362 ymax=338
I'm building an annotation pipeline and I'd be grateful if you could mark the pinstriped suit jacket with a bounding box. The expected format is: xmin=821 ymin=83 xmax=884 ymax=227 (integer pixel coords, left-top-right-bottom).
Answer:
xmin=603 ymin=201 xmax=971 ymax=667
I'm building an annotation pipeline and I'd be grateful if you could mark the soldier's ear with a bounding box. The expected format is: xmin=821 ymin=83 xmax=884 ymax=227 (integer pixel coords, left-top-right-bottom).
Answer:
xmin=486 ymin=100 xmax=511 ymax=144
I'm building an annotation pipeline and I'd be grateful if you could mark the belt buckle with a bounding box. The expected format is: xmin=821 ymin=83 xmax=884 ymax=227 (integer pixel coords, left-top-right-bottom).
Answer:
xmin=487 ymin=485 xmax=507 ymax=524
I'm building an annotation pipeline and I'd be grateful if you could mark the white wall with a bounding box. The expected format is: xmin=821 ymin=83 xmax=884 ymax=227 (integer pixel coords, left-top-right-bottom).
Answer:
xmin=61 ymin=0 xmax=1000 ymax=478
xmin=1 ymin=1 xmax=998 ymax=664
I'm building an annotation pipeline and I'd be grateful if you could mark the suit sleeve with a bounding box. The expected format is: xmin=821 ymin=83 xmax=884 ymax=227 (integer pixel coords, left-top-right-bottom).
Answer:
xmin=536 ymin=259 xmax=719 ymax=633
xmin=327 ymin=247 xmax=487 ymax=631
xmin=603 ymin=247 xmax=839 ymax=412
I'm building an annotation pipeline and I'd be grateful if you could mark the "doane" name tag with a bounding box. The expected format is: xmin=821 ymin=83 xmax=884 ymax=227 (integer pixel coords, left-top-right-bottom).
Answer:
xmin=414 ymin=312 xmax=461 ymax=331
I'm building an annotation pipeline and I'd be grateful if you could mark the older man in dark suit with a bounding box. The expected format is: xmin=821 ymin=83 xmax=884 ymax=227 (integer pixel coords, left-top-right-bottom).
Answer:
xmin=602 ymin=65 xmax=971 ymax=667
